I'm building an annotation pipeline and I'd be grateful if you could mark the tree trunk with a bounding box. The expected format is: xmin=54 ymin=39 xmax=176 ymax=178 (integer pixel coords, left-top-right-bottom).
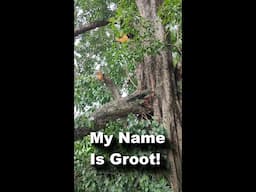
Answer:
xmin=135 ymin=1 xmax=182 ymax=192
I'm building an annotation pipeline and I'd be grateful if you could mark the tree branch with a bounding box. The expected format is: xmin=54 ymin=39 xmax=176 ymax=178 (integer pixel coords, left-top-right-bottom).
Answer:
xmin=74 ymin=89 xmax=153 ymax=141
xmin=102 ymin=74 xmax=121 ymax=100
xmin=74 ymin=20 xmax=109 ymax=37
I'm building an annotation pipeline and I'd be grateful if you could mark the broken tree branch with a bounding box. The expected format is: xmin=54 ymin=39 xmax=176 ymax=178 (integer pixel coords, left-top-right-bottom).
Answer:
xmin=74 ymin=89 xmax=153 ymax=141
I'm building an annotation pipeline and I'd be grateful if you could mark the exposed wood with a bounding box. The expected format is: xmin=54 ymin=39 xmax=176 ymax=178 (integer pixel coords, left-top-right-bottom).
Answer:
xmin=74 ymin=89 xmax=152 ymax=141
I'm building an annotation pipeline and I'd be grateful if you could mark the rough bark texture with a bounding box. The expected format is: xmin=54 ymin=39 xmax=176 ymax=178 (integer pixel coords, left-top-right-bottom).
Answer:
xmin=135 ymin=1 xmax=182 ymax=192
xmin=74 ymin=20 xmax=109 ymax=37
xmin=74 ymin=89 xmax=152 ymax=141
xmin=101 ymin=74 xmax=121 ymax=100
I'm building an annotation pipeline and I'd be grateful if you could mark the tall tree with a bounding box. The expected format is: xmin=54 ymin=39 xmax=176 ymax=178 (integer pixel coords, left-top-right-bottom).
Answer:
xmin=74 ymin=0 xmax=182 ymax=191
xmin=134 ymin=1 xmax=182 ymax=191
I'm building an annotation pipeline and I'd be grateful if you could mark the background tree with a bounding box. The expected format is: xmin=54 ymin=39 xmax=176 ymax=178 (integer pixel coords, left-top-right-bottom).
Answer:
xmin=74 ymin=0 xmax=182 ymax=191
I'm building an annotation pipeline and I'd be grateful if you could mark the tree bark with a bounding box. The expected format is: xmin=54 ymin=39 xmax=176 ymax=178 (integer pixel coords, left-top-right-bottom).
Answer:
xmin=135 ymin=1 xmax=182 ymax=192
xmin=74 ymin=89 xmax=152 ymax=141
xmin=100 ymin=73 xmax=121 ymax=100
xmin=74 ymin=20 xmax=109 ymax=37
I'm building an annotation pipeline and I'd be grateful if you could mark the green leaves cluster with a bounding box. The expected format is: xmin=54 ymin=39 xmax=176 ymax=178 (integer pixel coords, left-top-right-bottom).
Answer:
xmin=75 ymin=116 xmax=170 ymax=192
xmin=158 ymin=0 xmax=182 ymax=67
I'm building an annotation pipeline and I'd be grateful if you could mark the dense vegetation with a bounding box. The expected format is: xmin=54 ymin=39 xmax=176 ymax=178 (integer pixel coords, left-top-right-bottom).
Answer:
xmin=74 ymin=0 xmax=182 ymax=191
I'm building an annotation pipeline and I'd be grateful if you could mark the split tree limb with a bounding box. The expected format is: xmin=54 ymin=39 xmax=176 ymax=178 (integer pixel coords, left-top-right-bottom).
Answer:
xmin=74 ymin=20 xmax=109 ymax=37
xmin=74 ymin=89 xmax=153 ymax=141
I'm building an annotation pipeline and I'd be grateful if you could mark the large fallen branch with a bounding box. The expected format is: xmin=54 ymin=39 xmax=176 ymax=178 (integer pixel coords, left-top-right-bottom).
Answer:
xmin=74 ymin=89 xmax=152 ymax=141
xmin=74 ymin=20 xmax=109 ymax=37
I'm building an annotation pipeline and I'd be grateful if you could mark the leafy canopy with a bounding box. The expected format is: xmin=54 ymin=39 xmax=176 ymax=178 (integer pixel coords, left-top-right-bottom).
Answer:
xmin=74 ymin=0 xmax=181 ymax=191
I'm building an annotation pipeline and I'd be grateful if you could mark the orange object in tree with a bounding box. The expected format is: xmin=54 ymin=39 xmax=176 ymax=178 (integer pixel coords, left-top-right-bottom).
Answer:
xmin=96 ymin=71 xmax=104 ymax=81
xmin=116 ymin=34 xmax=129 ymax=43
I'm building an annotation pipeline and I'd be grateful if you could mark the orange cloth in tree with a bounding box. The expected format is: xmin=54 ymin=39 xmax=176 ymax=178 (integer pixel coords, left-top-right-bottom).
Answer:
xmin=116 ymin=34 xmax=129 ymax=43
xmin=96 ymin=71 xmax=104 ymax=81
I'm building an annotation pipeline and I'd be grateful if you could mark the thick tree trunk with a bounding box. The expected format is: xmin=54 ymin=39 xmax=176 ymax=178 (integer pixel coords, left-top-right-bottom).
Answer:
xmin=135 ymin=1 xmax=182 ymax=192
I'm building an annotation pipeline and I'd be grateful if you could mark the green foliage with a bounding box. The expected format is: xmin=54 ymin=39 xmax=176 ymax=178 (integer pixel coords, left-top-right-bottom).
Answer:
xmin=75 ymin=114 xmax=170 ymax=191
xmin=104 ymin=114 xmax=167 ymax=138
xmin=74 ymin=0 xmax=181 ymax=191
xmin=158 ymin=0 xmax=181 ymax=26
xmin=75 ymin=70 xmax=112 ymax=112
xmin=74 ymin=0 xmax=118 ymax=26
xmin=158 ymin=0 xmax=182 ymax=67
xmin=75 ymin=156 xmax=172 ymax=192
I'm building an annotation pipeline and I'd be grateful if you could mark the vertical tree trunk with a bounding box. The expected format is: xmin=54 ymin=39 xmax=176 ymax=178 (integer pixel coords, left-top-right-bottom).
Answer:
xmin=135 ymin=1 xmax=182 ymax=192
